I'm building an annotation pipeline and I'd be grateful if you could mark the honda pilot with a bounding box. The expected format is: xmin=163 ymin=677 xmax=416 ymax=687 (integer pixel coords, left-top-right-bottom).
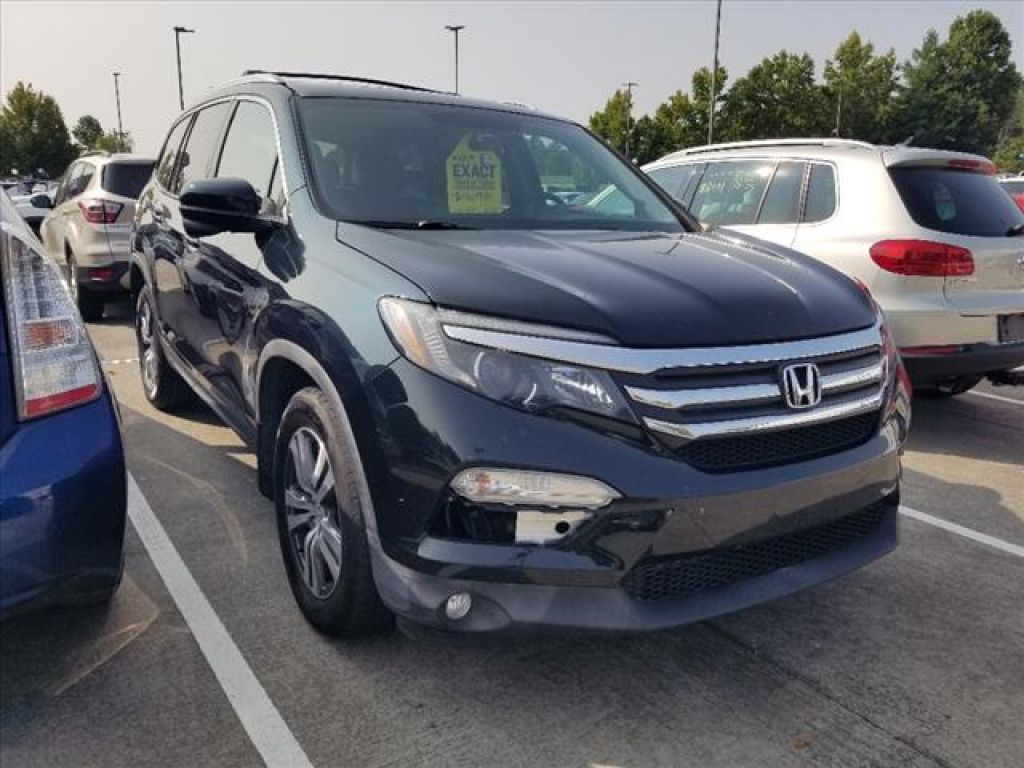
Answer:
xmin=130 ymin=72 xmax=912 ymax=636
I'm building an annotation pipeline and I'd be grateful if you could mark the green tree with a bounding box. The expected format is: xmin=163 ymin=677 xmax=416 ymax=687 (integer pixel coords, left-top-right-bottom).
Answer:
xmin=72 ymin=114 xmax=104 ymax=150
xmin=824 ymin=32 xmax=899 ymax=142
xmin=0 ymin=82 xmax=76 ymax=177
xmin=994 ymin=87 xmax=1024 ymax=172
xmin=589 ymin=89 xmax=633 ymax=156
xmin=890 ymin=10 xmax=1022 ymax=154
xmin=651 ymin=66 xmax=729 ymax=153
xmin=93 ymin=130 xmax=133 ymax=153
xmin=720 ymin=52 xmax=831 ymax=141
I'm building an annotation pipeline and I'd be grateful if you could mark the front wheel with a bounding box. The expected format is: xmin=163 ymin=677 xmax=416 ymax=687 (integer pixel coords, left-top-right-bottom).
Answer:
xmin=135 ymin=286 xmax=191 ymax=411
xmin=274 ymin=387 xmax=392 ymax=637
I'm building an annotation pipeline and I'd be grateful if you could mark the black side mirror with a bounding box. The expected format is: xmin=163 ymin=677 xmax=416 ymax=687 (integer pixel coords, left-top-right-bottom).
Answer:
xmin=30 ymin=194 xmax=53 ymax=209
xmin=180 ymin=177 xmax=269 ymax=237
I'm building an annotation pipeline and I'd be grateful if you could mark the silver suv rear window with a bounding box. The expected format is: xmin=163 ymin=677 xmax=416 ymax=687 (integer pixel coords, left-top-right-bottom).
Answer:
xmin=889 ymin=167 xmax=1023 ymax=238
xmin=102 ymin=162 xmax=156 ymax=199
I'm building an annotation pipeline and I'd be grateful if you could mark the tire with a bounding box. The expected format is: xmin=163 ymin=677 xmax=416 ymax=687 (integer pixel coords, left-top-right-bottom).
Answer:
xmin=917 ymin=376 xmax=982 ymax=398
xmin=135 ymin=286 xmax=191 ymax=411
xmin=274 ymin=387 xmax=392 ymax=637
xmin=67 ymin=253 xmax=104 ymax=322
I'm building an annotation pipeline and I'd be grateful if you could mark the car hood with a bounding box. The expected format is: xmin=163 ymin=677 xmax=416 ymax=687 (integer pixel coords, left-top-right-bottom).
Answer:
xmin=335 ymin=225 xmax=876 ymax=347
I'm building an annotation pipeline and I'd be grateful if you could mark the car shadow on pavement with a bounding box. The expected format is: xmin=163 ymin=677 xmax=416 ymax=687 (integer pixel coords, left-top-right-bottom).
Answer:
xmin=907 ymin=395 xmax=1023 ymax=466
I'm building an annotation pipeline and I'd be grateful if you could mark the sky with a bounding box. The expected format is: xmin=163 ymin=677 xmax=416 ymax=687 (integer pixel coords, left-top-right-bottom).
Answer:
xmin=2 ymin=1 xmax=1021 ymax=156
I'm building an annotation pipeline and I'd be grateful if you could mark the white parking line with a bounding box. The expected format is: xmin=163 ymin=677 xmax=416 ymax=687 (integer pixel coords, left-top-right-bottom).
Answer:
xmin=966 ymin=390 xmax=1024 ymax=407
xmin=127 ymin=474 xmax=314 ymax=768
xmin=900 ymin=506 xmax=1024 ymax=559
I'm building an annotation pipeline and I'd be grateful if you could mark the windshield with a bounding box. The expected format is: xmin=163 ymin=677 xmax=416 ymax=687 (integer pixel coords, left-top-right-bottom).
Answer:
xmin=889 ymin=166 xmax=1024 ymax=238
xmin=298 ymin=97 xmax=685 ymax=232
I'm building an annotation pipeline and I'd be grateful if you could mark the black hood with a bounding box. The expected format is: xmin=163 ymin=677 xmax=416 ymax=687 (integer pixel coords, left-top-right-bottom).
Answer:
xmin=336 ymin=225 xmax=876 ymax=347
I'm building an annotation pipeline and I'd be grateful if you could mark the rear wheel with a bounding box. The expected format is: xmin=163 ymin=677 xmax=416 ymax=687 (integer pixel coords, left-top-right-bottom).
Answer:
xmin=67 ymin=253 xmax=104 ymax=322
xmin=135 ymin=286 xmax=190 ymax=411
xmin=274 ymin=387 xmax=392 ymax=637
xmin=917 ymin=376 xmax=982 ymax=398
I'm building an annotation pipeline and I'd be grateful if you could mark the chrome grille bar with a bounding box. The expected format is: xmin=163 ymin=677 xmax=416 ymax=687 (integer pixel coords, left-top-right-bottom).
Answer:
xmin=625 ymin=360 xmax=885 ymax=411
xmin=643 ymin=392 xmax=884 ymax=441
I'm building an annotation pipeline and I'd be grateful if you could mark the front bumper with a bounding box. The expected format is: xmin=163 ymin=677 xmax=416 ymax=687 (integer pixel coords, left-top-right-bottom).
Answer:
xmin=901 ymin=340 xmax=1024 ymax=384
xmin=0 ymin=392 xmax=126 ymax=618
xmin=361 ymin=359 xmax=905 ymax=633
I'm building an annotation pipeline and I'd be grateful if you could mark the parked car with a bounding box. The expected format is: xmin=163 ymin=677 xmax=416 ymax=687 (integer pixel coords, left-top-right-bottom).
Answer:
xmin=9 ymin=190 xmax=53 ymax=234
xmin=0 ymin=191 xmax=126 ymax=619
xmin=999 ymin=175 xmax=1024 ymax=212
xmin=40 ymin=152 xmax=156 ymax=321
xmin=131 ymin=72 xmax=911 ymax=637
xmin=645 ymin=139 xmax=1024 ymax=395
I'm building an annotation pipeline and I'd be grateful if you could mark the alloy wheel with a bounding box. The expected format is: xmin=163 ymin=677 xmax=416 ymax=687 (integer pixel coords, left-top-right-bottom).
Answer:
xmin=284 ymin=426 xmax=342 ymax=599
xmin=137 ymin=297 xmax=159 ymax=398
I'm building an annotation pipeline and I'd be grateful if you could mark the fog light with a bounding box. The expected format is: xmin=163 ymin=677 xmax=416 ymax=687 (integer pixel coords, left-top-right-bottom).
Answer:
xmin=445 ymin=592 xmax=473 ymax=620
xmin=451 ymin=468 xmax=619 ymax=509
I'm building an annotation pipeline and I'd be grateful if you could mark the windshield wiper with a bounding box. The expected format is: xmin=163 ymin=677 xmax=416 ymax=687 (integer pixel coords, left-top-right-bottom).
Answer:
xmin=1006 ymin=223 xmax=1024 ymax=237
xmin=346 ymin=219 xmax=475 ymax=230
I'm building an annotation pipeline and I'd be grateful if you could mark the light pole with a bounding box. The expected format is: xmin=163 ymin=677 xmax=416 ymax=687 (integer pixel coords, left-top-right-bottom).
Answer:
xmin=174 ymin=26 xmax=195 ymax=111
xmin=707 ymin=0 xmax=723 ymax=145
xmin=112 ymin=72 xmax=124 ymax=152
xmin=622 ymin=81 xmax=638 ymax=161
xmin=444 ymin=25 xmax=465 ymax=94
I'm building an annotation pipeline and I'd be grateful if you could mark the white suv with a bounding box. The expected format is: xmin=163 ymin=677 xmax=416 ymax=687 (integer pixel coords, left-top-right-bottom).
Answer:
xmin=645 ymin=139 xmax=1024 ymax=395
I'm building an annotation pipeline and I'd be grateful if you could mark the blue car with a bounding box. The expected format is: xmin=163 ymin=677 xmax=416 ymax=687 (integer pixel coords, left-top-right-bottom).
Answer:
xmin=1 ymin=191 xmax=125 ymax=618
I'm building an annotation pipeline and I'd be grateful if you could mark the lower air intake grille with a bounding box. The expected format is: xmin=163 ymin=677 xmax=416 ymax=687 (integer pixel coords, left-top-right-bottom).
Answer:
xmin=621 ymin=504 xmax=889 ymax=602
xmin=675 ymin=411 xmax=879 ymax=472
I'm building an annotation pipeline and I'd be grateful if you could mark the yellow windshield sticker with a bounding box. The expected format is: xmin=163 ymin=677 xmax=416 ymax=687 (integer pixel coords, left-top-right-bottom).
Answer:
xmin=446 ymin=135 xmax=502 ymax=214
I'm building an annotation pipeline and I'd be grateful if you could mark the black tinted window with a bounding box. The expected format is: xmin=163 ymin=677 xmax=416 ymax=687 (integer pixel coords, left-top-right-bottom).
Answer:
xmin=156 ymin=118 xmax=190 ymax=191
xmin=72 ymin=162 xmax=96 ymax=197
xmin=803 ymin=163 xmax=837 ymax=223
xmin=647 ymin=165 xmax=699 ymax=202
xmin=890 ymin=167 xmax=1024 ymax=237
xmin=690 ymin=160 xmax=774 ymax=226
xmin=177 ymin=102 xmax=231 ymax=194
xmin=216 ymin=101 xmax=279 ymax=197
xmin=102 ymin=162 xmax=155 ymax=198
xmin=758 ymin=161 xmax=805 ymax=224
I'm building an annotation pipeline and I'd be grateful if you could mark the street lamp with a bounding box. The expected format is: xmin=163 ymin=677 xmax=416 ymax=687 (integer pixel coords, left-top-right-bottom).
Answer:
xmin=707 ymin=0 xmax=723 ymax=145
xmin=622 ymin=81 xmax=638 ymax=161
xmin=444 ymin=25 xmax=465 ymax=94
xmin=173 ymin=26 xmax=195 ymax=111
xmin=112 ymin=72 xmax=124 ymax=152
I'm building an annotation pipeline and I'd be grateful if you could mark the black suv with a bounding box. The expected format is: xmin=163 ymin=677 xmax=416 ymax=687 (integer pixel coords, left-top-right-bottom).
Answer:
xmin=131 ymin=72 xmax=912 ymax=636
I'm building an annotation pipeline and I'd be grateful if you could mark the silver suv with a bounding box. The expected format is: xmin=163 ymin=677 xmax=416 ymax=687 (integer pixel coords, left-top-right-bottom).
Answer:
xmin=40 ymin=152 xmax=155 ymax=320
xmin=645 ymin=139 xmax=1024 ymax=395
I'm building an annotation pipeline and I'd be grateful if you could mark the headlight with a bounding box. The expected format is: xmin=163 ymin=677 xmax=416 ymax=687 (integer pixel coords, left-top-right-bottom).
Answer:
xmin=379 ymin=297 xmax=635 ymax=422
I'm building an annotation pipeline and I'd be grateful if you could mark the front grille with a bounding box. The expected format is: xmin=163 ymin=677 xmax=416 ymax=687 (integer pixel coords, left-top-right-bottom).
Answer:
xmin=621 ymin=504 xmax=889 ymax=602
xmin=674 ymin=410 xmax=879 ymax=472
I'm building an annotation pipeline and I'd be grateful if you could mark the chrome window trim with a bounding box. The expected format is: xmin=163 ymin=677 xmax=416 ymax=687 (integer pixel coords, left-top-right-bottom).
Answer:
xmin=643 ymin=391 xmax=883 ymax=441
xmin=442 ymin=321 xmax=881 ymax=375
xmin=624 ymin=360 xmax=884 ymax=410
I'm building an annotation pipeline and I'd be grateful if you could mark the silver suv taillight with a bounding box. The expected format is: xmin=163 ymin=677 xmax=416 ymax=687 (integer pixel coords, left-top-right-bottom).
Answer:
xmin=1 ymin=224 xmax=102 ymax=419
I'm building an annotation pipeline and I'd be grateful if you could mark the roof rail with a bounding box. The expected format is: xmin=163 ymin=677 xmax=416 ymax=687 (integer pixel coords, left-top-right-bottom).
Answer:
xmin=659 ymin=137 xmax=877 ymax=161
xmin=240 ymin=70 xmax=438 ymax=93
xmin=79 ymin=150 xmax=111 ymax=158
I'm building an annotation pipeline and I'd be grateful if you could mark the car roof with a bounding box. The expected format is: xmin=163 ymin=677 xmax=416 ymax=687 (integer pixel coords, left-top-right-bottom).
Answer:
xmin=645 ymin=138 xmax=994 ymax=170
xmin=200 ymin=71 xmax=569 ymax=123
xmin=77 ymin=152 xmax=156 ymax=166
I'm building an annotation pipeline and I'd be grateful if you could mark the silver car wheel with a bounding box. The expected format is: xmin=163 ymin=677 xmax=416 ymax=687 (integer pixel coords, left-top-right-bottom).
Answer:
xmin=136 ymin=297 xmax=159 ymax=398
xmin=285 ymin=426 xmax=342 ymax=599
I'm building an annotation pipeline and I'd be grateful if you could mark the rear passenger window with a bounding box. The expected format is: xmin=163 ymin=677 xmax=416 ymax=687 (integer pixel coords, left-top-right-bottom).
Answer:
xmin=803 ymin=164 xmax=837 ymax=223
xmin=216 ymin=101 xmax=280 ymax=198
xmin=758 ymin=162 xmax=805 ymax=224
xmin=155 ymin=118 xmax=190 ymax=192
xmin=176 ymin=102 xmax=232 ymax=195
xmin=690 ymin=160 xmax=774 ymax=226
xmin=647 ymin=165 xmax=698 ymax=203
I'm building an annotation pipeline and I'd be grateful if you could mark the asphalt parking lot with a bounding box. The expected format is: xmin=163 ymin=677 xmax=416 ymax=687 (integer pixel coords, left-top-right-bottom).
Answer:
xmin=2 ymin=298 xmax=1022 ymax=768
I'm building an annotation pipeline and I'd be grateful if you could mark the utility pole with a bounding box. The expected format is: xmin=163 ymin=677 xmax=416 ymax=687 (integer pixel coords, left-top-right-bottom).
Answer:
xmin=622 ymin=81 xmax=638 ymax=161
xmin=444 ymin=25 xmax=466 ymax=94
xmin=112 ymin=72 xmax=124 ymax=152
xmin=834 ymin=77 xmax=844 ymax=137
xmin=707 ymin=0 xmax=723 ymax=145
xmin=173 ymin=26 xmax=195 ymax=111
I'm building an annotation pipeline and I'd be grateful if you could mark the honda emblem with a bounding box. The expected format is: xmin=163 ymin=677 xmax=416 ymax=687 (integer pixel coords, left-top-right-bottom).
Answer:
xmin=781 ymin=363 xmax=822 ymax=410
